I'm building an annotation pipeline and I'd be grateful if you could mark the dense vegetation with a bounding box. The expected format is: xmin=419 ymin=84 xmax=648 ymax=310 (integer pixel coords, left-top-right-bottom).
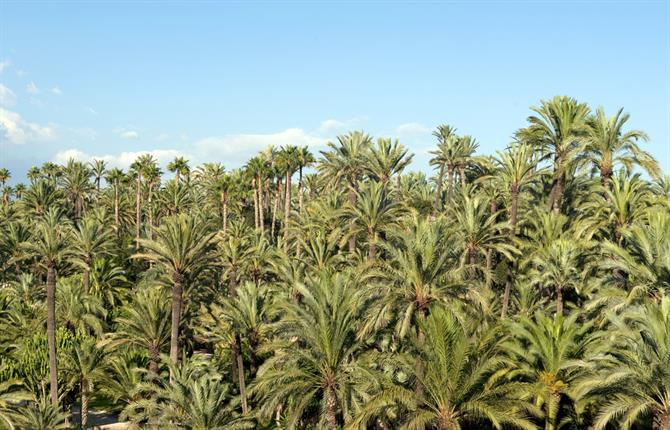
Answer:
xmin=1 ymin=95 xmax=669 ymax=430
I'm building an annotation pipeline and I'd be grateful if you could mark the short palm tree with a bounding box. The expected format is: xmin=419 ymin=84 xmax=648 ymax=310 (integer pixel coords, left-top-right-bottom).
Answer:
xmin=11 ymin=395 xmax=69 ymax=430
xmin=253 ymin=271 xmax=371 ymax=430
xmin=65 ymin=337 xmax=108 ymax=430
xmin=350 ymin=306 xmax=536 ymax=430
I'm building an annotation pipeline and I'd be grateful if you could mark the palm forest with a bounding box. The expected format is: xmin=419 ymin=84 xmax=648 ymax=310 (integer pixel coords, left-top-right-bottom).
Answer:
xmin=0 ymin=96 xmax=669 ymax=430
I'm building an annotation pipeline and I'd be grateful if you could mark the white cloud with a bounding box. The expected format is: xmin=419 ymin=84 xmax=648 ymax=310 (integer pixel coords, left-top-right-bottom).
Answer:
xmin=0 ymin=84 xmax=17 ymax=107
xmin=317 ymin=117 xmax=364 ymax=134
xmin=85 ymin=106 xmax=98 ymax=115
xmin=196 ymin=128 xmax=326 ymax=166
xmin=0 ymin=60 xmax=10 ymax=73
xmin=0 ymin=107 xmax=56 ymax=144
xmin=53 ymin=127 xmax=328 ymax=172
xmin=53 ymin=148 xmax=191 ymax=170
xmin=396 ymin=122 xmax=431 ymax=135
xmin=51 ymin=86 xmax=62 ymax=95
xmin=119 ymin=130 xmax=139 ymax=140
xmin=26 ymin=82 xmax=39 ymax=94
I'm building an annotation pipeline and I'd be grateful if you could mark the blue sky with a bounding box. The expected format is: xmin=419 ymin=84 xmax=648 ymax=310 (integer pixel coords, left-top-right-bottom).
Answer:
xmin=1 ymin=1 xmax=669 ymax=183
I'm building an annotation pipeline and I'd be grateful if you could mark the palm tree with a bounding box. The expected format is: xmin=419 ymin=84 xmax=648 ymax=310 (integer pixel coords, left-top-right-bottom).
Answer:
xmin=0 ymin=168 xmax=10 ymax=187
xmin=61 ymin=159 xmax=94 ymax=220
xmin=134 ymin=214 xmax=216 ymax=375
xmin=352 ymin=306 xmax=536 ymax=430
xmin=343 ymin=181 xmax=402 ymax=260
xmin=65 ymin=338 xmax=108 ymax=430
xmin=319 ymin=131 xmax=373 ymax=252
xmin=296 ymin=146 xmax=316 ymax=214
xmin=104 ymin=168 xmax=124 ymax=232
xmin=110 ymin=286 xmax=171 ymax=373
xmin=365 ymin=137 xmax=413 ymax=193
xmin=12 ymin=396 xmax=69 ymax=430
xmin=71 ymin=214 xmax=113 ymax=293
xmin=580 ymin=107 xmax=658 ymax=188
xmin=489 ymin=142 xmax=545 ymax=316
xmin=23 ymin=208 xmax=72 ymax=405
xmin=582 ymin=296 xmax=670 ymax=430
xmin=254 ymin=271 xmax=370 ymax=430
xmin=506 ymin=312 xmax=596 ymax=430
xmin=214 ymin=173 xmax=236 ymax=234
xmin=245 ymin=156 xmax=268 ymax=232
xmin=429 ymin=124 xmax=458 ymax=209
xmin=167 ymin=156 xmax=190 ymax=184
xmin=89 ymin=159 xmax=107 ymax=193
xmin=454 ymin=134 xmax=479 ymax=187
xmin=0 ymin=378 xmax=32 ymax=429
xmin=277 ymin=145 xmax=299 ymax=249
xmin=130 ymin=154 xmax=157 ymax=249
xmin=522 ymin=96 xmax=590 ymax=212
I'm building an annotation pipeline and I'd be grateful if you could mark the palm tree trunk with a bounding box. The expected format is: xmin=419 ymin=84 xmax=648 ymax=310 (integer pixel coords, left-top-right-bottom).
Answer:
xmin=447 ymin=165 xmax=455 ymax=200
xmin=83 ymin=266 xmax=90 ymax=294
xmin=46 ymin=263 xmax=59 ymax=406
xmin=502 ymin=186 xmax=520 ymax=319
xmin=147 ymin=185 xmax=154 ymax=239
xmin=81 ymin=378 xmax=89 ymax=430
xmin=652 ymin=408 xmax=670 ymax=430
xmin=271 ymin=178 xmax=281 ymax=240
xmin=347 ymin=187 xmax=357 ymax=253
xmin=169 ymin=272 xmax=184 ymax=380
xmin=459 ymin=165 xmax=466 ymax=187
xmin=135 ymin=174 xmax=141 ymax=249
xmin=175 ymin=170 xmax=180 ymax=184
xmin=368 ymin=229 xmax=376 ymax=261
xmin=434 ymin=165 xmax=445 ymax=213
xmin=283 ymin=171 xmax=292 ymax=251
xmin=556 ymin=285 xmax=564 ymax=315
xmin=326 ymin=386 xmax=338 ymax=430
xmin=257 ymin=175 xmax=264 ymax=233
xmin=234 ymin=333 xmax=249 ymax=414
xmin=252 ymin=178 xmax=259 ymax=229
xmin=114 ymin=183 xmax=120 ymax=235
xmin=148 ymin=343 xmax=159 ymax=374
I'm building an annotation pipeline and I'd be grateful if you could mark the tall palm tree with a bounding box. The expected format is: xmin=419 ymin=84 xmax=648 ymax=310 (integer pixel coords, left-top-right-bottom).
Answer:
xmin=104 ymin=167 xmax=124 ymax=233
xmin=352 ymin=306 xmax=536 ymax=430
xmin=89 ymin=159 xmax=107 ymax=193
xmin=0 ymin=168 xmax=10 ymax=187
xmin=277 ymin=145 xmax=299 ymax=250
xmin=365 ymin=137 xmax=413 ymax=193
xmin=23 ymin=208 xmax=72 ymax=405
xmin=489 ymin=142 xmax=545 ymax=316
xmin=71 ymin=214 xmax=113 ymax=293
xmin=580 ymin=107 xmax=658 ymax=188
xmin=167 ymin=156 xmax=190 ymax=184
xmin=454 ymin=134 xmax=479 ymax=187
xmin=61 ymin=159 xmax=94 ymax=220
xmin=319 ymin=131 xmax=373 ymax=252
xmin=296 ymin=145 xmax=316 ymax=214
xmin=343 ymin=181 xmax=402 ymax=260
xmin=130 ymin=154 xmax=157 ymax=249
xmin=134 ymin=214 xmax=216 ymax=374
xmin=429 ymin=124 xmax=458 ymax=209
xmin=521 ymin=96 xmax=590 ymax=212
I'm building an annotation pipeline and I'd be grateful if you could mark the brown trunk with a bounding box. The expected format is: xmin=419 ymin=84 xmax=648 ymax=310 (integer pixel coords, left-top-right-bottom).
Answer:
xmin=271 ymin=178 xmax=281 ymax=240
xmin=459 ymin=165 xmax=466 ymax=188
xmin=485 ymin=249 xmax=492 ymax=289
xmin=223 ymin=196 xmax=228 ymax=235
xmin=415 ymin=309 xmax=426 ymax=398
xmin=501 ymin=280 xmax=512 ymax=319
xmin=234 ymin=334 xmax=249 ymax=414
xmin=81 ymin=378 xmax=89 ymax=430
xmin=175 ymin=170 xmax=180 ymax=184
xmin=368 ymin=229 xmax=376 ymax=261
xmin=556 ymin=285 xmax=563 ymax=315
xmin=46 ymin=263 xmax=59 ymax=406
xmin=148 ymin=343 xmax=159 ymax=374
xmin=252 ymin=178 xmax=259 ymax=229
xmin=258 ymin=175 xmax=264 ymax=233
xmin=135 ymin=173 xmax=141 ymax=249
xmin=147 ymin=185 xmax=154 ymax=239
xmin=83 ymin=267 xmax=90 ymax=294
xmin=447 ymin=165 xmax=455 ymax=200
xmin=652 ymin=408 xmax=670 ymax=430
xmin=326 ymin=385 xmax=338 ymax=430
xmin=434 ymin=166 xmax=445 ymax=212
xmin=114 ymin=182 xmax=120 ymax=236
xmin=283 ymin=171 xmax=292 ymax=251
xmin=169 ymin=272 xmax=184 ymax=380
xmin=347 ymin=187 xmax=357 ymax=253
xmin=552 ymin=175 xmax=564 ymax=213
